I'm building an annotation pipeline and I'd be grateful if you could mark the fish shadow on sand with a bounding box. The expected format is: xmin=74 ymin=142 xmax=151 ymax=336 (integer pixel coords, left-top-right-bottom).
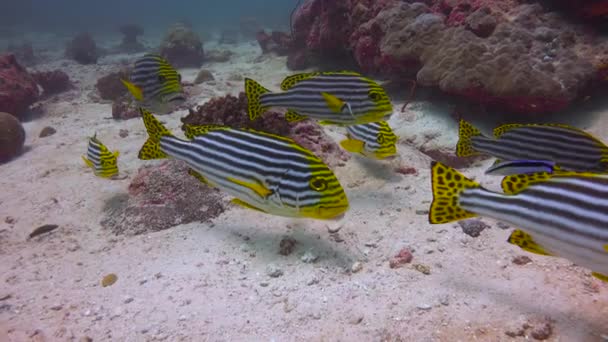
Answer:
xmin=206 ymin=218 xmax=362 ymax=268
xmin=442 ymin=272 xmax=607 ymax=335
xmin=353 ymin=157 xmax=403 ymax=183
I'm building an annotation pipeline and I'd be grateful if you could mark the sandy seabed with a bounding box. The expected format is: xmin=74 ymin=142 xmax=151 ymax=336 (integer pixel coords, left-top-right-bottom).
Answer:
xmin=0 ymin=35 xmax=607 ymax=342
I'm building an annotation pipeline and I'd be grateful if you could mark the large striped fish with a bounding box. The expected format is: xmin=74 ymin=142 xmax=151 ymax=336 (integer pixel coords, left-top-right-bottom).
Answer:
xmin=244 ymin=71 xmax=393 ymax=126
xmin=81 ymin=133 xmax=119 ymax=178
xmin=456 ymin=120 xmax=608 ymax=174
xmin=121 ymin=54 xmax=186 ymax=114
xmin=428 ymin=161 xmax=608 ymax=282
xmin=340 ymin=121 xmax=398 ymax=160
xmin=137 ymin=108 xmax=349 ymax=220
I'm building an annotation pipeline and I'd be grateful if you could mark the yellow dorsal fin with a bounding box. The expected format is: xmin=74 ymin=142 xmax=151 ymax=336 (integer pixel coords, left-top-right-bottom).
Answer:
xmin=500 ymin=169 xmax=602 ymax=194
xmin=493 ymin=123 xmax=525 ymax=138
xmin=456 ymin=120 xmax=484 ymax=157
xmin=507 ymin=229 xmax=553 ymax=256
xmin=321 ymin=92 xmax=345 ymax=113
xmin=339 ymin=138 xmax=365 ymax=153
xmin=227 ymin=177 xmax=272 ymax=198
xmin=183 ymin=124 xmax=229 ymax=140
xmin=493 ymin=122 xmax=608 ymax=146
xmin=280 ymin=72 xmax=320 ymax=90
xmin=121 ymin=79 xmax=144 ymax=101
xmin=231 ymin=198 xmax=267 ymax=213
xmin=285 ymin=109 xmax=307 ymax=123
xmin=429 ymin=161 xmax=480 ymax=224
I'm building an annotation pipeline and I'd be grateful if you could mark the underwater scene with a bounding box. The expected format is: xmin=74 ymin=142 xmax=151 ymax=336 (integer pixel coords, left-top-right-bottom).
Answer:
xmin=1 ymin=0 xmax=608 ymax=340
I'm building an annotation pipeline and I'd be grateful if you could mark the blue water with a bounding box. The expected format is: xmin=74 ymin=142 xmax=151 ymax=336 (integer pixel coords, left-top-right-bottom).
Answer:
xmin=1 ymin=0 xmax=300 ymax=33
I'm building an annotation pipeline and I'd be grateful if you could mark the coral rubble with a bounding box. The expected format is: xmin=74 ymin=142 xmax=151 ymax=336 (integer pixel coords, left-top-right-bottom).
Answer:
xmin=159 ymin=23 xmax=204 ymax=68
xmin=32 ymin=70 xmax=72 ymax=96
xmin=0 ymin=111 xmax=25 ymax=162
xmin=65 ymin=32 xmax=98 ymax=65
xmin=0 ymin=54 xmax=38 ymax=119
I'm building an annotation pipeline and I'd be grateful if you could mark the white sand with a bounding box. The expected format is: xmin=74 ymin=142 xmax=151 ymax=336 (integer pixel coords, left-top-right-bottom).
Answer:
xmin=0 ymin=39 xmax=607 ymax=342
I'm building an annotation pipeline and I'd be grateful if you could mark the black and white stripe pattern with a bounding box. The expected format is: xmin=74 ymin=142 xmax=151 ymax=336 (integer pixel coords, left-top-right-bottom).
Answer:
xmin=472 ymin=125 xmax=608 ymax=172
xmin=261 ymin=74 xmax=393 ymax=124
xmin=459 ymin=175 xmax=608 ymax=275
xmin=130 ymin=54 xmax=184 ymax=104
xmin=346 ymin=121 xmax=396 ymax=155
xmin=86 ymin=137 xmax=118 ymax=177
xmin=158 ymin=128 xmax=346 ymax=216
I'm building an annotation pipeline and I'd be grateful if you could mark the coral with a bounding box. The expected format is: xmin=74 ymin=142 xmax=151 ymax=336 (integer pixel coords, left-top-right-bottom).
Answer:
xmin=32 ymin=70 xmax=71 ymax=96
xmin=117 ymin=24 xmax=145 ymax=53
xmin=96 ymin=69 xmax=129 ymax=101
xmin=194 ymin=69 xmax=214 ymax=84
xmin=180 ymin=92 xmax=349 ymax=166
xmin=0 ymin=54 xmax=38 ymax=119
xmin=65 ymin=32 xmax=98 ymax=64
xmin=256 ymin=31 xmax=292 ymax=56
xmin=100 ymin=160 xmax=226 ymax=236
xmin=0 ymin=112 xmax=25 ymax=162
xmin=205 ymin=49 xmax=232 ymax=63
xmin=159 ymin=23 xmax=204 ymax=68
xmin=292 ymin=0 xmax=608 ymax=116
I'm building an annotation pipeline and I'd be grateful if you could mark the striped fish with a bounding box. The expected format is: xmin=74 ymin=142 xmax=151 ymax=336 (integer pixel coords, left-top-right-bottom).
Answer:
xmin=137 ymin=107 xmax=349 ymax=220
xmin=456 ymin=120 xmax=608 ymax=173
xmin=81 ymin=133 xmax=119 ymax=178
xmin=340 ymin=121 xmax=398 ymax=160
xmin=244 ymin=71 xmax=393 ymax=126
xmin=428 ymin=161 xmax=608 ymax=282
xmin=121 ymin=54 xmax=186 ymax=114
xmin=484 ymin=160 xmax=556 ymax=176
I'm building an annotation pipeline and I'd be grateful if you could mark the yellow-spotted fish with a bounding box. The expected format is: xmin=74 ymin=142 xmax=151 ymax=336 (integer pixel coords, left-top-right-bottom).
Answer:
xmin=428 ymin=161 xmax=608 ymax=282
xmin=137 ymin=107 xmax=349 ymax=219
xmin=244 ymin=71 xmax=393 ymax=126
xmin=81 ymin=133 xmax=119 ymax=178
xmin=340 ymin=121 xmax=397 ymax=159
xmin=457 ymin=120 xmax=608 ymax=174
xmin=121 ymin=54 xmax=186 ymax=114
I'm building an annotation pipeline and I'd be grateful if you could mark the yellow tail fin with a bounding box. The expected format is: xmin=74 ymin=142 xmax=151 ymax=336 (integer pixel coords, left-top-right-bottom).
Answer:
xmin=244 ymin=78 xmax=271 ymax=121
xmin=138 ymin=107 xmax=171 ymax=160
xmin=121 ymin=79 xmax=144 ymax=101
xmin=429 ymin=161 xmax=480 ymax=224
xmin=456 ymin=120 xmax=484 ymax=157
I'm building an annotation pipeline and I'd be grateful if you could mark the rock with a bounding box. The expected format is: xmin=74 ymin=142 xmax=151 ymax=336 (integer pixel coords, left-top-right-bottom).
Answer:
xmin=389 ymin=248 xmax=413 ymax=269
xmin=417 ymin=303 xmax=432 ymax=310
xmin=65 ymin=32 xmax=98 ymax=64
xmin=100 ymin=160 xmax=226 ymax=235
xmin=205 ymin=49 xmax=232 ymax=63
xmin=101 ymin=273 xmax=118 ymax=287
xmin=0 ymin=54 xmax=39 ymax=119
xmin=118 ymin=129 xmax=129 ymax=138
xmin=530 ymin=321 xmax=553 ymax=340
xmin=111 ymin=95 xmax=139 ymax=120
xmin=279 ymin=237 xmax=297 ymax=256
xmin=256 ymin=30 xmax=292 ymax=56
xmin=32 ymin=70 xmax=71 ymax=95
xmin=227 ymin=73 xmax=243 ymax=81
xmin=439 ymin=294 xmax=450 ymax=306
xmin=0 ymin=112 xmax=26 ymax=162
xmin=301 ymin=250 xmax=319 ymax=263
xmin=512 ymin=255 xmax=532 ymax=265
xmin=496 ymin=222 xmax=510 ymax=229
xmin=194 ymin=69 xmax=214 ymax=84
xmin=28 ymin=224 xmax=58 ymax=239
xmin=351 ymin=261 xmax=363 ymax=273
xmin=159 ymin=22 xmax=204 ymax=68
xmin=39 ymin=126 xmax=56 ymax=138
xmin=349 ymin=315 xmax=364 ymax=324
xmin=96 ymin=69 xmax=130 ymax=101
xmin=458 ymin=219 xmax=490 ymax=237
xmin=266 ymin=264 xmax=284 ymax=278
xmin=326 ymin=223 xmax=342 ymax=233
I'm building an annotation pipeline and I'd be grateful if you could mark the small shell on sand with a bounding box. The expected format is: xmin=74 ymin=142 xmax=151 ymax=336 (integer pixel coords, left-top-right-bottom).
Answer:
xmin=101 ymin=273 xmax=118 ymax=287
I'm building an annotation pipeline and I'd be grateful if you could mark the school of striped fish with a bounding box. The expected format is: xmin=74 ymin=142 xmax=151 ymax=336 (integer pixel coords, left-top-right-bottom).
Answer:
xmin=81 ymin=54 xmax=607 ymax=283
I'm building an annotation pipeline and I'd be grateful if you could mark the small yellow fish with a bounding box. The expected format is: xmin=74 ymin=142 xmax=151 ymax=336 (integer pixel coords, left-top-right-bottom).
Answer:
xmin=82 ymin=133 xmax=119 ymax=178
xmin=340 ymin=121 xmax=397 ymax=159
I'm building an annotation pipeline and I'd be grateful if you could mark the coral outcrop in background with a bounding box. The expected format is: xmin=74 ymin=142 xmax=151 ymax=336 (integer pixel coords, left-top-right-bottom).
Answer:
xmin=0 ymin=54 xmax=38 ymax=119
xmin=159 ymin=22 xmax=204 ymax=68
xmin=65 ymin=32 xmax=98 ymax=65
xmin=290 ymin=0 xmax=608 ymax=116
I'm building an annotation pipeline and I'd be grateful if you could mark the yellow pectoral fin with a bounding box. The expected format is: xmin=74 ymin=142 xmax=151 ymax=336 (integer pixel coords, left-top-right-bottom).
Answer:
xmin=321 ymin=92 xmax=345 ymax=113
xmin=231 ymin=198 xmax=267 ymax=213
xmin=591 ymin=272 xmax=608 ymax=282
xmin=82 ymin=155 xmax=94 ymax=169
xmin=507 ymin=229 xmax=553 ymax=256
xmin=227 ymin=177 xmax=273 ymax=198
xmin=121 ymin=79 xmax=144 ymax=101
xmin=339 ymin=138 xmax=365 ymax=153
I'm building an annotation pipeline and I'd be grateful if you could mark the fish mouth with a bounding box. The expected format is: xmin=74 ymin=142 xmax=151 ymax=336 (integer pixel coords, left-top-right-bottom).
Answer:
xmin=315 ymin=203 xmax=349 ymax=220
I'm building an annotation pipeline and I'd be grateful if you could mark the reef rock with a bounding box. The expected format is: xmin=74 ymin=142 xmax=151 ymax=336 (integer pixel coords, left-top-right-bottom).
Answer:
xmin=111 ymin=95 xmax=139 ymax=120
xmin=291 ymin=0 xmax=608 ymax=116
xmin=96 ymin=69 xmax=129 ymax=101
xmin=159 ymin=23 xmax=204 ymax=68
xmin=32 ymin=70 xmax=71 ymax=96
xmin=181 ymin=92 xmax=349 ymax=166
xmin=194 ymin=69 xmax=215 ymax=84
xmin=117 ymin=24 xmax=145 ymax=53
xmin=0 ymin=54 xmax=39 ymax=119
xmin=256 ymin=31 xmax=292 ymax=56
xmin=100 ymin=160 xmax=226 ymax=236
xmin=65 ymin=32 xmax=98 ymax=65
xmin=0 ymin=112 xmax=25 ymax=162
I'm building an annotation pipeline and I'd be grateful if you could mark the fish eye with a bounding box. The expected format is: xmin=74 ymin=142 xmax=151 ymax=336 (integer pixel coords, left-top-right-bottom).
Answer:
xmin=158 ymin=74 xmax=166 ymax=83
xmin=369 ymin=92 xmax=381 ymax=101
xmin=377 ymin=135 xmax=385 ymax=144
xmin=309 ymin=177 xmax=328 ymax=191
